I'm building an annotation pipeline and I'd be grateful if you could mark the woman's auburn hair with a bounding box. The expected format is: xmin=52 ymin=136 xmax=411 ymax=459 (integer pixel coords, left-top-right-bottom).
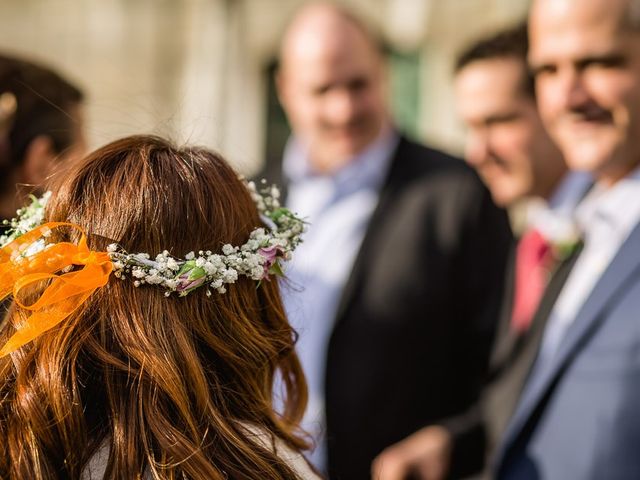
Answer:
xmin=0 ymin=135 xmax=310 ymax=479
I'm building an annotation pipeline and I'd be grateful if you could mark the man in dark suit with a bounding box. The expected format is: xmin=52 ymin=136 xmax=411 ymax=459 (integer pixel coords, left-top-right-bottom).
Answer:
xmin=493 ymin=0 xmax=640 ymax=478
xmin=271 ymin=3 xmax=512 ymax=479
xmin=373 ymin=24 xmax=590 ymax=480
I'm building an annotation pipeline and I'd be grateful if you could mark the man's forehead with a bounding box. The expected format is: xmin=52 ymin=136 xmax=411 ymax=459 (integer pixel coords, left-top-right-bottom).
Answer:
xmin=281 ymin=34 xmax=381 ymax=87
xmin=286 ymin=57 xmax=377 ymax=92
xmin=280 ymin=6 xmax=380 ymax=72
xmin=457 ymin=59 xmax=528 ymax=98
xmin=284 ymin=56 xmax=371 ymax=91
xmin=457 ymin=63 xmax=531 ymax=117
xmin=530 ymin=0 xmax=630 ymax=39
xmin=528 ymin=0 xmax=636 ymax=61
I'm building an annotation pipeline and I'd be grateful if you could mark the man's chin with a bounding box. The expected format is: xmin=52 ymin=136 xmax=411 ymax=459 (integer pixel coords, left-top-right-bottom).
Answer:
xmin=309 ymin=148 xmax=358 ymax=173
xmin=491 ymin=186 xmax=526 ymax=209
xmin=312 ymin=135 xmax=381 ymax=171
xmin=557 ymin=133 xmax=620 ymax=174
xmin=326 ymin=145 xmax=367 ymax=162
xmin=564 ymin=148 xmax=614 ymax=175
xmin=484 ymin=176 xmax=524 ymax=208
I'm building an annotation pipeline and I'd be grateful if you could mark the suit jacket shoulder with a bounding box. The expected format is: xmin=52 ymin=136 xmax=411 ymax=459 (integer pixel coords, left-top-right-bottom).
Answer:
xmin=496 ymin=221 xmax=640 ymax=480
xmin=327 ymin=135 xmax=513 ymax=479
xmin=384 ymin=136 xmax=484 ymax=190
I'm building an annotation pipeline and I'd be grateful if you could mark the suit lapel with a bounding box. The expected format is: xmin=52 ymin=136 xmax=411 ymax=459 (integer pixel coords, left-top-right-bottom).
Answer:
xmin=497 ymin=221 xmax=640 ymax=464
xmin=485 ymin=242 xmax=582 ymax=449
xmin=487 ymin=245 xmax=517 ymax=375
xmin=490 ymin=240 xmax=580 ymax=381
xmin=331 ymin=138 xmax=408 ymax=326
xmin=520 ymin=241 xmax=584 ymax=361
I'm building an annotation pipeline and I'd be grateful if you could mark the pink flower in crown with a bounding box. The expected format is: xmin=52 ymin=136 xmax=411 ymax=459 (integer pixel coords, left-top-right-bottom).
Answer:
xmin=176 ymin=274 xmax=206 ymax=293
xmin=258 ymin=246 xmax=284 ymax=278
xmin=175 ymin=261 xmax=207 ymax=293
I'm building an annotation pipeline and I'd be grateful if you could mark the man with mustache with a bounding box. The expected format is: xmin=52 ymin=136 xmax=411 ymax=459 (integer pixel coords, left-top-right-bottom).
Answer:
xmin=373 ymin=23 xmax=590 ymax=480
xmin=493 ymin=0 xmax=640 ymax=478
xmin=270 ymin=2 xmax=512 ymax=478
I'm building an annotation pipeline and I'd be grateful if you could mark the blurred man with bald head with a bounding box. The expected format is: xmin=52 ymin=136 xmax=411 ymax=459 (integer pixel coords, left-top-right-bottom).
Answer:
xmin=493 ymin=0 xmax=640 ymax=478
xmin=277 ymin=4 xmax=389 ymax=174
xmin=272 ymin=3 xmax=512 ymax=478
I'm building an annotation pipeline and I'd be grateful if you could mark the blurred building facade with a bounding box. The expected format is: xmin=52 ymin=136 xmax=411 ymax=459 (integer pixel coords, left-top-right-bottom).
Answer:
xmin=0 ymin=0 xmax=529 ymax=173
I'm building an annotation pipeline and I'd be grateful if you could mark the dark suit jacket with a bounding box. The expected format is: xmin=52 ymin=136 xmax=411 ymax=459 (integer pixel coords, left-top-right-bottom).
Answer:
xmin=440 ymin=235 xmax=583 ymax=480
xmin=319 ymin=137 xmax=512 ymax=479
xmin=260 ymin=136 xmax=512 ymax=479
xmin=487 ymin=244 xmax=582 ymax=442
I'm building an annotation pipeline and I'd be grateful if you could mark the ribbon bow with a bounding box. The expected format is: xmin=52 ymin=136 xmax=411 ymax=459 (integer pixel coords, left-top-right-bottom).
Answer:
xmin=0 ymin=222 xmax=113 ymax=357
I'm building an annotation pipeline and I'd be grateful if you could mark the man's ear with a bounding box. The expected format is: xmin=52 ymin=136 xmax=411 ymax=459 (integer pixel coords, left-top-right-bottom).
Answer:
xmin=275 ymin=68 xmax=288 ymax=107
xmin=20 ymin=135 xmax=56 ymax=186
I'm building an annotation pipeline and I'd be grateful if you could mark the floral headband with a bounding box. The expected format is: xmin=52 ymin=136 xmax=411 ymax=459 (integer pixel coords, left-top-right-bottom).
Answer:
xmin=0 ymin=181 xmax=305 ymax=357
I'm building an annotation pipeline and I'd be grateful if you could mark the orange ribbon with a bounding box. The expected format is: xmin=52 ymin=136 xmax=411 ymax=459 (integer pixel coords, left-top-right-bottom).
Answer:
xmin=0 ymin=222 xmax=113 ymax=357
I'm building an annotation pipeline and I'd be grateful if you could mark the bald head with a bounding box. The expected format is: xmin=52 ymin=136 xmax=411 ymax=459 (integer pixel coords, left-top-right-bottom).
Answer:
xmin=280 ymin=3 xmax=382 ymax=75
xmin=277 ymin=2 xmax=389 ymax=173
xmin=531 ymin=0 xmax=640 ymax=33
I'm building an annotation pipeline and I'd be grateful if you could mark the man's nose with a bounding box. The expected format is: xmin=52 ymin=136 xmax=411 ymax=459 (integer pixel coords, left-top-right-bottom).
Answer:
xmin=558 ymin=67 xmax=590 ymax=111
xmin=326 ymin=89 xmax=359 ymax=124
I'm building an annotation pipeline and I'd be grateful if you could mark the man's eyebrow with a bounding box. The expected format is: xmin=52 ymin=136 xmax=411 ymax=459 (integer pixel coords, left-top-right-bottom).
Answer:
xmin=485 ymin=112 xmax=521 ymax=123
xmin=575 ymin=53 xmax=627 ymax=68
xmin=528 ymin=60 xmax=553 ymax=75
xmin=529 ymin=51 xmax=627 ymax=72
xmin=312 ymin=82 xmax=333 ymax=94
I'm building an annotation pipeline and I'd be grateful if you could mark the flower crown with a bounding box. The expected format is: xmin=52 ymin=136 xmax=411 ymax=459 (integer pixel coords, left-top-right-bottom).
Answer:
xmin=0 ymin=181 xmax=305 ymax=357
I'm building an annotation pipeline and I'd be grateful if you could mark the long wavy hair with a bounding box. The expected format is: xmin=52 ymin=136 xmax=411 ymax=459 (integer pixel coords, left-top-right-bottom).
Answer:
xmin=0 ymin=135 xmax=310 ymax=479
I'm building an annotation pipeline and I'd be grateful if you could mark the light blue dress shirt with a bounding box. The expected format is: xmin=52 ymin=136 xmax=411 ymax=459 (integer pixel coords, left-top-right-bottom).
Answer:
xmin=279 ymin=131 xmax=398 ymax=471
xmin=530 ymin=167 xmax=640 ymax=380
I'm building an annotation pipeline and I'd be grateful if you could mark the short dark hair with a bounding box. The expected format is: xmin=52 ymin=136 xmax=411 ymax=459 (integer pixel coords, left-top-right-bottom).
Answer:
xmin=454 ymin=22 xmax=534 ymax=98
xmin=0 ymin=53 xmax=84 ymax=185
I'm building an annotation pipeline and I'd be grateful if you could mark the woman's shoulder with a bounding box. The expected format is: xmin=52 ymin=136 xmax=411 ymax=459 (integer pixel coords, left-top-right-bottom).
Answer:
xmin=83 ymin=425 xmax=322 ymax=480
xmin=239 ymin=422 xmax=322 ymax=480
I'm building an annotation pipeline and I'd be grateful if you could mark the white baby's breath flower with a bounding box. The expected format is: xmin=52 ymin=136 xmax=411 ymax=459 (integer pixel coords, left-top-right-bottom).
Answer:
xmin=132 ymin=269 xmax=146 ymax=279
xmin=166 ymin=258 xmax=179 ymax=271
xmin=146 ymin=274 xmax=163 ymax=285
xmin=203 ymin=262 xmax=217 ymax=275
xmin=223 ymin=269 xmax=238 ymax=283
xmin=2 ymin=182 xmax=305 ymax=298
xmin=251 ymin=266 xmax=264 ymax=280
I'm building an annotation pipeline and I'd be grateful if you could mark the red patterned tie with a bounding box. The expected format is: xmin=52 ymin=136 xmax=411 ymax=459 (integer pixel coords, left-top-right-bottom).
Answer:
xmin=511 ymin=228 xmax=552 ymax=333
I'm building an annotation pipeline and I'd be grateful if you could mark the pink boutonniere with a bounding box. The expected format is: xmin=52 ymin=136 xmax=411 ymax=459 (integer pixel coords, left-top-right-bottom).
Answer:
xmin=538 ymin=214 xmax=583 ymax=265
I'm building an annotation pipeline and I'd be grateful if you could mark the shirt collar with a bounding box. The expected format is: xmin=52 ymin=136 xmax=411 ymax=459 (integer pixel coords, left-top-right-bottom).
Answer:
xmin=526 ymin=171 xmax=593 ymax=235
xmin=283 ymin=128 xmax=400 ymax=192
xmin=547 ymin=171 xmax=593 ymax=214
xmin=575 ymin=166 xmax=640 ymax=240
